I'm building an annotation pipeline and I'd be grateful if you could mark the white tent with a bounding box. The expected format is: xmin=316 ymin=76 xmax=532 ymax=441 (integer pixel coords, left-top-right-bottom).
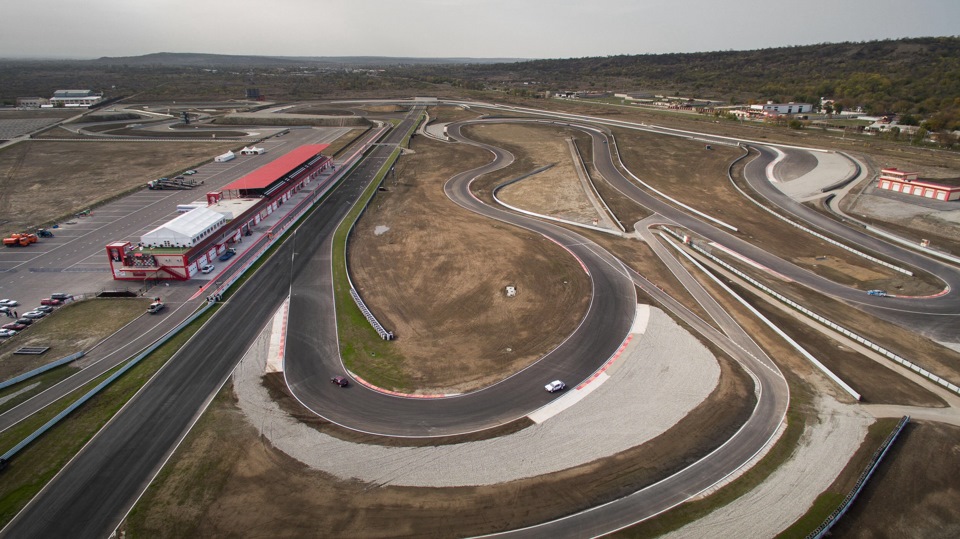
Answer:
xmin=142 ymin=207 xmax=226 ymax=248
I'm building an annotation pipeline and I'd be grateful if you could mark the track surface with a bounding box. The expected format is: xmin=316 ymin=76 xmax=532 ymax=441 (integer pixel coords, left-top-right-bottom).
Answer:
xmin=3 ymin=100 xmax=956 ymax=538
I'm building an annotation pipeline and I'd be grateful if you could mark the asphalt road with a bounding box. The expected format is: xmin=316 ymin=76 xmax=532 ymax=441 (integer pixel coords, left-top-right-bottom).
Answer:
xmin=0 ymin=124 xmax=394 ymax=539
xmin=282 ymin=111 xmax=637 ymax=436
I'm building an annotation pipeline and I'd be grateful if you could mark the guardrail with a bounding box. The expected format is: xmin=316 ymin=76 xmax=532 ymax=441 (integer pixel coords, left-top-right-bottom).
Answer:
xmin=0 ymin=303 xmax=213 ymax=466
xmin=806 ymin=415 xmax=910 ymax=539
xmin=0 ymin=125 xmax=395 ymax=469
xmin=341 ymin=114 xmax=423 ymax=340
xmin=570 ymin=139 xmax=625 ymax=233
xmin=660 ymin=231 xmax=861 ymax=401
xmin=0 ymin=352 xmax=85 ymax=391
xmin=662 ymin=227 xmax=960 ymax=396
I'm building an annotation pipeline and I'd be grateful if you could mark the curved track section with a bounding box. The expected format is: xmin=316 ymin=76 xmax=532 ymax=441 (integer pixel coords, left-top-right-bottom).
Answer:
xmin=282 ymin=119 xmax=637 ymax=437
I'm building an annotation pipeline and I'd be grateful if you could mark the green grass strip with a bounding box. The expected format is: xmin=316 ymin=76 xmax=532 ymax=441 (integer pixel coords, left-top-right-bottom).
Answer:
xmin=0 ymin=306 xmax=218 ymax=528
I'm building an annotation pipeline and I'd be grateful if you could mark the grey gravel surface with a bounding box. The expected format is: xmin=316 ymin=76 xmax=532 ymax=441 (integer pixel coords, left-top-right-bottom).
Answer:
xmin=234 ymin=305 xmax=719 ymax=487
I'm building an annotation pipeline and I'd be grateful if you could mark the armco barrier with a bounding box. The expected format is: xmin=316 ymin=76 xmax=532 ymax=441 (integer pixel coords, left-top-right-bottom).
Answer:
xmin=0 ymin=352 xmax=85 ymax=391
xmin=0 ymin=303 xmax=213 ymax=464
xmin=341 ymin=114 xmax=422 ymax=340
xmin=660 ymin=232 xmax=861 ymax=401
xmin=663 ymin=227 xmax=960 ymax=396
xmin=806 ymin=416 xmax=910 ymax=539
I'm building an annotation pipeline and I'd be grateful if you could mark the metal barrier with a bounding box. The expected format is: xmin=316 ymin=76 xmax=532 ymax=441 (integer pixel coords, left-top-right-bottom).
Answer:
xmin=0 ymin=352 xmax=85 ymax=391
xmin=0 ymin=303 xmax=212 ymax=464
xmin=806 ymin=416 xmax=910 ymax=539
xmin=663 ymin=226 xmax=960 ymax=396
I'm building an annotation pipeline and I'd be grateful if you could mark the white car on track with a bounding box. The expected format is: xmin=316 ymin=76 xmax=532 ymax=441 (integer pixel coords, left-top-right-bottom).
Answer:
xmin=545 ymin=380 xmax=566 ymax=393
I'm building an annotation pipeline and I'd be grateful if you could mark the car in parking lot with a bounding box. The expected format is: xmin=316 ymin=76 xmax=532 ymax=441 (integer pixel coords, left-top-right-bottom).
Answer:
xmin=40 ymin=298 xmax=62 ymax=306
xmin=15 ymin=317 xmax=34 ymax=326
xmin=0 ymin=329 xmax=16 ymax=338
xmin=330 ymin=376 xmax=349 ymax=387
xmin=22 ymin=311 xmax=45 ymax=319
xmin=33 ymin=305 xmax=54 ymax=313
xmin=50 ymin=292 xmax=72 ymax=301
xmin=184 ymin=169 xmax=197 ymax=175
xmin=0 ymin=299 xmax=18 ymax=307
xmin=0 ymin=306 xmax=10 ymax=315
xmin=544 ymin=380 xmax=566 ymax=393
xmin=2 ymin=322 xmax=26 ymax=331
xmin=200 ymin=263 xmax=215 ymax=274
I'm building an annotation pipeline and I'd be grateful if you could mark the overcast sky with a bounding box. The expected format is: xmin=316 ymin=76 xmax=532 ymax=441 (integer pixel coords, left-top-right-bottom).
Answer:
xmin=5 ymin=0 xmax=959 ymax=60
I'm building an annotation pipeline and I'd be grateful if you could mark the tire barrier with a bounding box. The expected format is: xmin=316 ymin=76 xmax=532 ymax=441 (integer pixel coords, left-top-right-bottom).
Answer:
xmin=806 ymin=415 xmax=910 ymax=539
xmin=662 ymin=226 xmax=960 ymax=396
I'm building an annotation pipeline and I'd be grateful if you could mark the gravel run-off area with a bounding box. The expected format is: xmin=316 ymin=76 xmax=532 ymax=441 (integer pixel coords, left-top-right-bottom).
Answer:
xmin=236 ymin=303 xmax=721 ymax=487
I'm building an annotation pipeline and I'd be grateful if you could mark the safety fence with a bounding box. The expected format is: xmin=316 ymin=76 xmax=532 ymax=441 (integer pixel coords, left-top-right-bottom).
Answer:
xmin=806 ymin=415 xmax=910 ymax=539
xmin=0 ymin=125 xmax=395 ymax=469
xmin=569 ymin=139 xmax=625 ymax=232
xmin=0 ymin=352 xmax=85 ymax=391
xmin=341 ymin=115 xmax=423 ymax=340
xmin=660 ymin=231 xmax=861 ymax=401
xmin=663 ymin=226 xmax=960 ymax=396
xmin=0 ymin=302 xmax=213 ymax=466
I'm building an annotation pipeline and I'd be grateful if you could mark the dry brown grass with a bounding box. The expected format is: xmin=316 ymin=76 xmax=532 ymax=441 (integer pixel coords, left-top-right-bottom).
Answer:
xmin=348 ymin=133 xmax=591 ymax=392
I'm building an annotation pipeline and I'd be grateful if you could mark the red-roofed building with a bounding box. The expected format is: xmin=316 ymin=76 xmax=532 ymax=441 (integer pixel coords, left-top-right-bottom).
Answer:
xmin=877 ymin=168 xmax=960 ymax=202
xmin=108 ymin=144 xmax=334 ymax=281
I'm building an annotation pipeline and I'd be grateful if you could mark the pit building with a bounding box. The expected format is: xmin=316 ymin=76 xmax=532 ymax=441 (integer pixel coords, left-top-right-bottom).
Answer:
xmin=107 ymin=144 xmax=331 ymax=281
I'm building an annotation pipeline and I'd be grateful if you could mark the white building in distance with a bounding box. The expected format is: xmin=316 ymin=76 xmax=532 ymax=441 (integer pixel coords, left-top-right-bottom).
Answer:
xmin=749 ymin=101 xmax=814 ymax=115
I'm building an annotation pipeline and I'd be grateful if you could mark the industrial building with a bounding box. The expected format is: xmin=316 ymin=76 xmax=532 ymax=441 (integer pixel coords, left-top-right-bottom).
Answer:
xmin=107 ymin=144 xmax=332 ymax=281
xmin=49 ymin=90 xmax=103 ymax=107
xmin=876 ymin=168 xmax=960 ymax=202
xmin=749 ymin=102 xmax=814 ymax=115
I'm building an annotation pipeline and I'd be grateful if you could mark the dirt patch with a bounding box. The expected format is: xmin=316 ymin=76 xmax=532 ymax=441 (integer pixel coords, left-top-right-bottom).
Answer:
xmin=288 ymin=107 xmax=356 ymax=116
xmin=0 ymin=141 xmax=236 ymax=232
xmin=829 ymin=420 xmax=960 ymax=539
xmin=348 ymin=134 xmax=591 ymax=393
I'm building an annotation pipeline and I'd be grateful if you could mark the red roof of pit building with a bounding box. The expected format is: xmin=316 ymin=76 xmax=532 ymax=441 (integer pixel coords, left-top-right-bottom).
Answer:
xmin=222 ymin=144 xmax=329 ymax=191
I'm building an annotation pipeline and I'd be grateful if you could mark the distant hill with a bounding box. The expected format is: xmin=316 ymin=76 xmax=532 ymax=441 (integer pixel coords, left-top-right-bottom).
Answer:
xmin=88 ymin=52 xmax=525 ymax=68
xmin=424 ymin=37 xmax=960 ymax=129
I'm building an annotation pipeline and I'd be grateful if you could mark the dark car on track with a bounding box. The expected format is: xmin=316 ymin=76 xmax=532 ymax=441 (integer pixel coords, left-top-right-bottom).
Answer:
xmin=330 ymin=376 xmax=349 ymax=387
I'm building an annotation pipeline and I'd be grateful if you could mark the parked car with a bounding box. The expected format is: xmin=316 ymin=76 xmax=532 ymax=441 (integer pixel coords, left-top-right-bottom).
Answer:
xmin=0 ymin=299 xmax=18 ymax=307
xmin=184 ymin=169 xmax=197 ymax=175
xmin=33 ymin=305 xmax=54 ymax=313
xmin=15 ymin=318 xmax=34 ymax=326
xmin=2 ymin=322 xmax=26 ymax=331
xmin=50 ymin=292 xmax=73 ymax=301
xmin=200 ymin=264 xmax=215 ymax=274
xmin=0 ymin=306 xmax=10 ymax=315
xmin=0 ymin=329 xmax=16 ymax=338
xmin=21 ymin=311 xmax=45 ymax=319
xmin=218 ymin=248 xmax=236 ymax=261
xmin=544 ymin=380 xmax=566 ymax=393
xmin=40 ymin=298 xmax=62 ymax=306
xmin=330 ymin=376 xmax=349 ymax=387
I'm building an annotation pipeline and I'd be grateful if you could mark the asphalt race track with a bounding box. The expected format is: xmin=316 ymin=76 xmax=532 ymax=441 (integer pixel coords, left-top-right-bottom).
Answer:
xmin=4 ymin=99 xmax=957 ymax=538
